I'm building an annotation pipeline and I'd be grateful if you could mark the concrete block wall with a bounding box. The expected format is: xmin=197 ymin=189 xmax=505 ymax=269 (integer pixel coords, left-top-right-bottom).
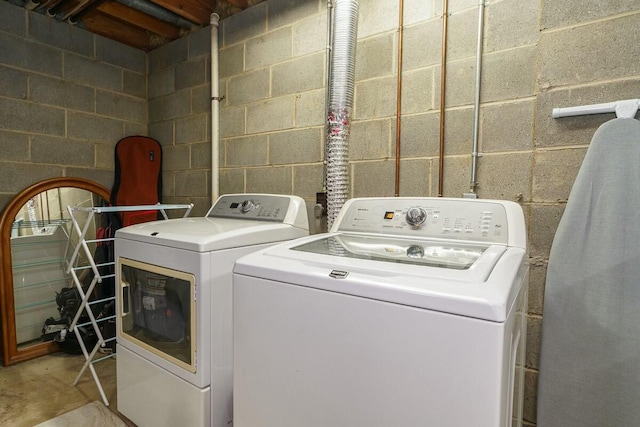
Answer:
xmin=148 ymin=30 xmax=213 ymax=216
xmin=212 ymin=1 xmax=640 ymax=425
xmin=0 ymin=1 xmax=147 ymax=210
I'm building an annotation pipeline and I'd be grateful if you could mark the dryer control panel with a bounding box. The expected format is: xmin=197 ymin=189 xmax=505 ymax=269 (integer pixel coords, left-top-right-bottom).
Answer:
xmin=334 ymin=197 xmax=525 ymax=247
xmin=207 ymin=194 xmax=293 ymax=221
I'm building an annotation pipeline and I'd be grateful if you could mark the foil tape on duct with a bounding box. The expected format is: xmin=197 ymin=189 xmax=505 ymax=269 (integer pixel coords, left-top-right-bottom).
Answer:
xmin=326 ymin=0 xmax=358 ymax=230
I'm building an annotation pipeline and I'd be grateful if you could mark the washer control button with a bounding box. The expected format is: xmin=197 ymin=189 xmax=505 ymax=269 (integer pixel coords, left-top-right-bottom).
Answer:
xmin=240 ymin=200 xmax=255 ymax=213
xmin=406 ymin=207 xmax=427 ymax=227
xmin=407 ymin=245 xmax=425 ymax=259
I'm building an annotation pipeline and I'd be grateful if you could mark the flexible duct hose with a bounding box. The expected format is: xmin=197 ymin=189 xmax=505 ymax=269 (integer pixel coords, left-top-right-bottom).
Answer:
xmin=326 ymin=0 xmax=358 ymax=230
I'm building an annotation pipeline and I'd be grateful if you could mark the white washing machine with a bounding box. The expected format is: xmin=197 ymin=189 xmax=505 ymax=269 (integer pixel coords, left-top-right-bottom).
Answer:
xmin=233 ymin=197 xmax=528 ymax=427
xmin=114 ymin=194 xmax=309 ymax=427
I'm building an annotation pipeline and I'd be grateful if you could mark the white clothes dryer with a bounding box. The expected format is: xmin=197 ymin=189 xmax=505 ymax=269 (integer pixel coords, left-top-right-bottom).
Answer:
xmin=114 ymin=194 xmax=309 ymax=427
xmin=233 ymin=197 xmax=528 ymax=427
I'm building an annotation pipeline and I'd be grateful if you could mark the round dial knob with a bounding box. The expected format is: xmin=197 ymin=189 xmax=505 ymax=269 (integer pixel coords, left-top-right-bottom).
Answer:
xmin=406 ymin=245 xmax=425 ymax=259
xmin=406 ymin=207 xmax=427 ymax=227
xmin=240 ymin=200 xmax=255 ymax=213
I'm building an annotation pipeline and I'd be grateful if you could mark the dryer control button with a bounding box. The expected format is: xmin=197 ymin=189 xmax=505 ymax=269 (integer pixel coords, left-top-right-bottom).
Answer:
xmin=406 ymin=207 xmax=427 ymax=227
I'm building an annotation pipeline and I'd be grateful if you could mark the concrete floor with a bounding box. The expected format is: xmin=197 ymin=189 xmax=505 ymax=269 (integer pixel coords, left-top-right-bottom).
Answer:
xmin=0 ymin=351 xmax=132 ymax=426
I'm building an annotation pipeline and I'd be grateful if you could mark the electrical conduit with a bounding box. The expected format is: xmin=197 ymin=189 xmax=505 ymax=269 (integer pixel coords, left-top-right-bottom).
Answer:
xmin=211 ymin=13 xmax=221 ymax=203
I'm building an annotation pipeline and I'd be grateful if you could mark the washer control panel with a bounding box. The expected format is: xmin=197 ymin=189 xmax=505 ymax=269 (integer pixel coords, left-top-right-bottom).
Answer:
xmin=207 ymin=194 xmax=292 ymax=221
xmin=335 ymin=197 xmax=516 ymax=244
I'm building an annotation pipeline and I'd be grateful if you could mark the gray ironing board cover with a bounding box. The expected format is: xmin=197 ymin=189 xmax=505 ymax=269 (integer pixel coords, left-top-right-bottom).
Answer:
xmin=537 ymin=118 xmax=640 ymax=426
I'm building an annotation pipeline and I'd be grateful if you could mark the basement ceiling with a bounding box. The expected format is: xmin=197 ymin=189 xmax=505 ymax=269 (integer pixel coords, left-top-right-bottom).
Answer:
xmin=10 ymin=0 xmax=264 ymax=51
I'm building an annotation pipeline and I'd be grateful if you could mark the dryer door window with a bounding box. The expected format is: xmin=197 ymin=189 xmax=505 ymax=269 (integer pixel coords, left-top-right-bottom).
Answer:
xmin=118 ymin=257 xmax=196 ymax=373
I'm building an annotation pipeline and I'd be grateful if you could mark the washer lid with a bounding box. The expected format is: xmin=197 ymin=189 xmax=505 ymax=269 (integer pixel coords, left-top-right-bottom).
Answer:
xmin=115 ymin=217 xmax=308 ymax=252
xmin=233 ymin=233 xmax=527 ymax=322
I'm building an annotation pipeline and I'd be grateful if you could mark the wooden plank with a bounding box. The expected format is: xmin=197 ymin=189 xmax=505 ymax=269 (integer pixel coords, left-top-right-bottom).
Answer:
xmin=97 ymin=2 xmax=181 ymax=40
xmin=149 ymin=0 xmax=212 ymax=25
xmin=82 ymin=11 xmax=156 ymax=51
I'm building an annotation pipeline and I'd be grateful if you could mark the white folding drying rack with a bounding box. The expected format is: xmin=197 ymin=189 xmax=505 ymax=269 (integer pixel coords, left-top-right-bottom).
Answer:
xmin=65 ymin=203 xmax=193 ymax=406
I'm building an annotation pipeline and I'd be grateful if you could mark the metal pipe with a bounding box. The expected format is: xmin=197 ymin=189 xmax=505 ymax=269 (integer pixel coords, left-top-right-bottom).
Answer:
xmin=469 ymin=0 xmax=486 ymax=196
xmin=323 ymin=0 xmax=334 ymax=192
xmin=326 ymin=0 xmax=359 ymax=230
xmin=394 ymin=0 xmax=405 ymax=197
xmin=114 ymin=0 xmax=199 ymax=30
xmin=437 ymin=0 xmax=449 ymax=197
xmin=210 ymin=13 xmax=221 ymax=204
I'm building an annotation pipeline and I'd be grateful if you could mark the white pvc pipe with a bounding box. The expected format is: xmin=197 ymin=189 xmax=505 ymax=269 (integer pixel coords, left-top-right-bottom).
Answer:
xmin=552 ymin=99 xmax=640 ymax=119
xmin=211 ymin=13 xmax=221 ymax=204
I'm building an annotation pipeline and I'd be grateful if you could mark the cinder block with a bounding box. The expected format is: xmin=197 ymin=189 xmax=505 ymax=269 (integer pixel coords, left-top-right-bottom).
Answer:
xmin=526 ymin=316 xmax=542 ymax=370
xmin=349 ymin=119 xmax=391 ymax=161
xmin=223 ymin=2 xmax=267 ymax=46
xmin=175 ymin=58 xmax=207 ymax=90
xmin=437 ymin=155 xmax=472 ymax=197
xmin=95 ymin=143 xmax=115 ymax=169
xmin=225 ymin=135 xmax=268 ymax=166
xmin=539 ymin=14 xmax=640 ymax=88
xmin=446 ymin=8 xmax=480 ymax=61
xmin=245 ymin=166 xmax=293 ymax=194
xmin=269 ymin=128 xmax=322 ymax=164
xmin=220 ymin=105 xmax=246 ymax=137
xmin=352 ymin=160 xmax=394 ymax=197
xmin=356 ymin=33 xmax=394 ymax=81
xmin=355 ymin=75 xmax=397 ymax=120
xmin=149 ymin=36 xmax=188 ymax=74
xmin=65 ymin=168 xmax=113 ymax=190
xmin=0 ymin=33 xmax=62 ymax=77
xmin=31 ymin=135 xmax=94 ymax=167
xmin=149 ymin=89 xmax=191 ymax=122
xmin=0 ymin=1 xmax=26 ymax=36
xmin=246 ymin=27 xmax=292 ymax=70
xmin=535 ymin=79 xmax=640 ymax=148
xmin=175 ymin=169 xmax=208 ymax=197
xmin=96 ymin=37 xmax=146 ymax=73
xmin=486 ymin=0 xmax=538 ymax=53
xmin=163 ymin=144 xmax=191 ymax=171
xmin=192 ymin=85 xmax=212 ymax=114
xmin=435 ymin=0 xmax=478 ymax=15
xmin=482 ymin=99 xmax=534 ymax=153
xmin=268 ymin=0 xmax=320 ymax=30
xmin=400 ymin=112 xmax=440 ymax=158
xmin=29 ymin=11 xmax=93 ymax=58
xmin=523 ymin=366 xmax=538 ymax=424
xmin=357 ymin=0 xmax=399 ymax=39
xmin=188 ymin=26 xmax=212 ymax=59
xmin=442 ymin=59 xmax=475 ymax=107
xmin=444 ymin=107 xmax=474 ymax=156
xmin=0 ymin=130 xmax=29 ymax=162
xmin=220 ymin=168 xmax=245 ymax=194
xmin=192 ymin=141 xmax=212 ymax=169
xmin=246 ymin=96 xmax=295 ymax=134
xmin=68 ymin=111 xmax=124 ymax=143
xmin=293 ymin=163 xmax=323 ymax=200
xmin=149 ymin=68 xmax=175 ymax=99
xmin=0 ymin=161 xmax=61 ymax=193
xmin=227 ymin=68 xmax=270 ymax=106
xmin=162 ymin=172 xmax=175 ymax=198
xmin=30 ymin=74 xmax=94 ymax=112
xmin=480 ymin=45 xmax=536 ymax=103
xmin=528 ymin=259 xmax=547 ymax=316
xmin=123 ymin=70 xmax=146 ymax=99
xmin=295 ymin=89 xmax=325 ymax=128
xmin=64 ymin=53 xmax=122 ymax=92
xmin=125 ymin=122 xmax=147 ymax=137
xmin=96 ymin=90 xmax=147 ymax=123
xmin=532 ymin=148 xmax=586 ymax=202
xmin=272 ymin=52 xmax=324 ymax=97
xmin=541 ymin=0 xmax=638 ymax=30
xmin=149 ymin=120 xmax=174 ymax=145
xmin=402 ymin=67 xmax=436 ymax=114
xmin=528 ymin=203 xmax=565 ymax=258
xmin=403 ymin=0 xmax=436 ymax=25
xmin=403 ymin=19 xmax=442 ymax=71
xmin=293 ymin=12 xmax=327 ymax=57
xmin=399 ymin=159 xmax=431 ymax=196
xmin=0 ymin=98 xmax=65 ymax=136
xmin=220 ymin=43 xmax=245 ymax=78
xmin=176 ymin=114 xmax=208 ymax=144
xmin=0 ymin=65 xmax=27 ymax=99
xmin=476 ymin=152 xmax=532 ymax=201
